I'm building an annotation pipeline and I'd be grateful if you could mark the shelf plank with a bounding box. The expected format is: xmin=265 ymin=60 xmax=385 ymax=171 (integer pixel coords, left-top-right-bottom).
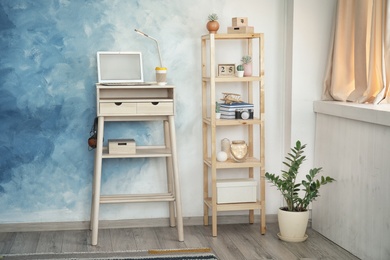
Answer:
xmin=202 ymin=76 xmax=264 ymax=82
xmin=97 ymin=84 xmax=175 ymax=89
xmin=204 ymin=198 xmax=262 ymax=211
xmin=102 ymin=146 xmax=172 ymax=158
xmin=203 ymin=117 xmax=263 ymax=126
xmin=201 ymin=33 xmax=263 ymax=40
xmin=101 ymin=193 xmax=175 ymax=204
xmin=99 ymin=98 xmax=174 ymax=102
xmin=204 ymin=157 xmax=262 ymax=169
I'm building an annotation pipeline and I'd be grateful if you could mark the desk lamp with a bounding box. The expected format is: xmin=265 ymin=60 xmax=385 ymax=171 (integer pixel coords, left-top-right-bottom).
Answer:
xmin=134 ymin=29 xmax=167 ymax=85
xmin=134 ymin=29 xmax=163 ymax=68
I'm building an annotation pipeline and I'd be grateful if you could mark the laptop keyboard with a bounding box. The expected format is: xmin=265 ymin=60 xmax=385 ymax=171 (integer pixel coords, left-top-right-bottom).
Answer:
xmin=101 ymin=82 xmax=152 ymax=86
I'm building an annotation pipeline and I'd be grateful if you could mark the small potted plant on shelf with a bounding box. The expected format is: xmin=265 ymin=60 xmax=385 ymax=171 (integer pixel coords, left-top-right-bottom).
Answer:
xmin=241 ymin=55 xmax=252 ymax=76
xmin=215 ymin=102 xmax=221 ymax=119
xmin=236 ymin=64 xmax=244 ymax=77
xmin=265 ymin=140 xmax=335 ymax=242
xmin=207 ymin=13 xmax=219 ymax=34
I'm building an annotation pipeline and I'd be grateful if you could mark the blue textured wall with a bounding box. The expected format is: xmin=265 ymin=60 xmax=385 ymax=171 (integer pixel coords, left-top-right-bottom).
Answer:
xmin=0 ymin=0 xmax=222 ymax=222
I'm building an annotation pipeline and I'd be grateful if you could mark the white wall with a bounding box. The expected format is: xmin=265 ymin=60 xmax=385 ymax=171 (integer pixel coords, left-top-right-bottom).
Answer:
xmin=0 ymin=0 xmax=338 ymax=224
xmin=287 ymin=0 xmax=337 ymax=175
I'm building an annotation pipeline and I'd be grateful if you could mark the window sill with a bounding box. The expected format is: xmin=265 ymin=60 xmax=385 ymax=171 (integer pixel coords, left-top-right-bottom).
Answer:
xmin=313 ymin=101 xmax=390 ymax=127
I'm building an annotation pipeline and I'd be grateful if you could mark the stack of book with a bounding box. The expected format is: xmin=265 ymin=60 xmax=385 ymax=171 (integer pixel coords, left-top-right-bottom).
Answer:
xmin=219 ymin=102 xmax=254 ymax=119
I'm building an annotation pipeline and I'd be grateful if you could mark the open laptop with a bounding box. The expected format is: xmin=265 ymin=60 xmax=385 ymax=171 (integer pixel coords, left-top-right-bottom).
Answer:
xmin=97 ymin=51 xmax=151 ymax=86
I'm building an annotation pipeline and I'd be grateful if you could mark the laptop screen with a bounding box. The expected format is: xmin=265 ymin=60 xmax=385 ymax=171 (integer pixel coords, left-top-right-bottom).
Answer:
xmin=97 ymin=52 xmax=144 ymax=83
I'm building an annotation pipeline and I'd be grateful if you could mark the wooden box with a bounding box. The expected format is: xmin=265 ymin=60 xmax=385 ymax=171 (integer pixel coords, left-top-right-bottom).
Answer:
xmin=217 ymin=178 xmax=257 ymax=204
xmin=108 ymin=139 xmax=136 ymax=154
xmin=228 ymin=26 xmax=254 ymax=34
xmin=232 ymin=17 xmax=248 ymax=27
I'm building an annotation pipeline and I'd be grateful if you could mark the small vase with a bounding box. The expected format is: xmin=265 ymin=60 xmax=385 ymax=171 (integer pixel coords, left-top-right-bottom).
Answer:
xmin=221 ymin=138 xmax=231 ymax=158
xmin=207 ymin=21 xmax=219 ymax=34
xmin=230 ymin=140 xmax=248 ymax=162
xmin=243 ymin=63 xmax=252 ymax=77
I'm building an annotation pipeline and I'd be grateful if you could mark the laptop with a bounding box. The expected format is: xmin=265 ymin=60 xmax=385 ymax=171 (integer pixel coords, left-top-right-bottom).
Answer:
xmin=97 ymin=51 xmax=151 ymax=86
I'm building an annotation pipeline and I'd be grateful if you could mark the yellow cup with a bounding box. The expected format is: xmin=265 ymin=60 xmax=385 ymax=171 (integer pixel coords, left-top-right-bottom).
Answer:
xmin=155 ymin=67 xmax=167 ymax=85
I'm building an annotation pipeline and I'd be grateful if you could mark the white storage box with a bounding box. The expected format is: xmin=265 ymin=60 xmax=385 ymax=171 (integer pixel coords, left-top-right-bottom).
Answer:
xmin=217 ymin=178 xmax=257 ymax=204
xmin=108 ymin=139 xmax=136 ymax=154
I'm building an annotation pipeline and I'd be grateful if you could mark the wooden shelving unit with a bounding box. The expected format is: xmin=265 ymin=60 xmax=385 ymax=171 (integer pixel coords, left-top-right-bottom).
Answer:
xmin=201 ymin=33 xmax=266 ymax=236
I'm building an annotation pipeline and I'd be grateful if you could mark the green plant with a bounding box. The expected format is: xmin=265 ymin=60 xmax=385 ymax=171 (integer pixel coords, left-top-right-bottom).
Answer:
xmin=215 ymin=102 xmax=220 ymax=113
xmin=265 ymin=140 xmax=335 ymax=212
xmin=208 ymin=13 xmax=218 ymax=21
xmin=236 ymin=64 xmax=244 ymax=71
xmin=241 ymin=55 xmax=252 ymax=64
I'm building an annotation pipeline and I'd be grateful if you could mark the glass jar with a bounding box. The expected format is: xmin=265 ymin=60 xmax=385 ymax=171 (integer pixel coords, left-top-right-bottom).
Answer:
xmin=230 ymin=140 xmax=248 ymax=162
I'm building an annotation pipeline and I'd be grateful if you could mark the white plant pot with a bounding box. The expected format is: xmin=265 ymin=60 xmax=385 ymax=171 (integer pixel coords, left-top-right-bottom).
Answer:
xmin=277 ymin=208 xmax=309 ymax=242
xmin=236 ymin=71 xmax=244 ymax=77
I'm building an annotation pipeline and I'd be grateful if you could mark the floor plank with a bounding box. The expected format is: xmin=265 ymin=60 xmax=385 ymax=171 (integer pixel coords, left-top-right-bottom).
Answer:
xmin=0 ymin=223 xmax=360 ymax=260
xmin=0 ymin=232 xmax=16 ymax=254
xmin=35 ymin=231 xmax=64 ymax=253
xmin=110 ymin=228 xmax=137 ymax=251
xmin=132 ymin=227 xmax=160 ymax=250
xmin=61 ymin=230 xmax=88 ymax=253
xmin=8 ymin=232 xmax=40 ymax=254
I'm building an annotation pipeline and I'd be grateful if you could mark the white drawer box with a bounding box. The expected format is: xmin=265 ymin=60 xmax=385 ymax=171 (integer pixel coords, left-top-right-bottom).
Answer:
xmin=100 ymin=102 xmax=136 ymax=115
xmin=108 ymin=139 xmax=136 ymax=154
xmin=137 ymin=102 xmax=173 ymax=115
xmin=217 ymin=178 xmax=257 ymax=204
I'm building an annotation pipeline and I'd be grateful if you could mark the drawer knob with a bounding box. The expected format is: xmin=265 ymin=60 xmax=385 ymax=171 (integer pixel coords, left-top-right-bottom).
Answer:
xmin=115 ymin=102 xmax=122 ymax=106
xmin=152 ymin=102 xmax=159 ymax=105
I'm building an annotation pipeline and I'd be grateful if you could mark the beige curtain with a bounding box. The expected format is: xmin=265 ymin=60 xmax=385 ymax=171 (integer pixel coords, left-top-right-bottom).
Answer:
xmin=323 ymin=0 xmax=390 ymax=104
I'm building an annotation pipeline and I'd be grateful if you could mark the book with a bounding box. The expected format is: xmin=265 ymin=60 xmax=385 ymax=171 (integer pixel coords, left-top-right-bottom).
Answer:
xmin=219 ymin=103 xmax=254 ymax=112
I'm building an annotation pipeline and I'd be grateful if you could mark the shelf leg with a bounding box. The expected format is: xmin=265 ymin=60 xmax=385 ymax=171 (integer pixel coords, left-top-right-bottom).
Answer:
xmin=212 ymin=207 xmax=217 ymax=236
xmin=90 ymin=116 xmax=104 ymax=246
xmin=261 ymin=201 xmax=266 ymax=235
xmin=164 ymin=119 xmax=175 ymax=227
xmin=168 ymin=116 xmax=184 ymax=242
xmin=249 ymin=209 xmax=254 ymax=224
xmin=203 ymin=164 xmax=209 ymax=226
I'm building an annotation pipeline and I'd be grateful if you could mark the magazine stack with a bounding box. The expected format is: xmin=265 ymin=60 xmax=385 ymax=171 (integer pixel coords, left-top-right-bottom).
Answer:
xmin=219 ymin=102 xmax=254 ymax=119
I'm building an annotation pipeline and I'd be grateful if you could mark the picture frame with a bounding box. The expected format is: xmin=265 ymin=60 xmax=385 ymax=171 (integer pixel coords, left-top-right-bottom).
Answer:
xmin=218 ymin=64 xmax=235 ymax=77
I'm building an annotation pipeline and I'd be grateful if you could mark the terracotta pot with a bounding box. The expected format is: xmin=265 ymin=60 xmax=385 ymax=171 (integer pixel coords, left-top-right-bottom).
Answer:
xmin=207 ymin=21 xmax=219 ymax=34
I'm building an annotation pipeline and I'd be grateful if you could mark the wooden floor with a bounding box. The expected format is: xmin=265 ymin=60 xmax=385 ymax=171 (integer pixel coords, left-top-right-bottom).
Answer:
xmin=0 ymin=223 xmax=360 ymax=260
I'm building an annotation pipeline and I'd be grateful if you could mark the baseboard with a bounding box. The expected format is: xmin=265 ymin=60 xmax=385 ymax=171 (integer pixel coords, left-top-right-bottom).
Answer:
xmin=0 ymin=214 xmax=277 ymax=233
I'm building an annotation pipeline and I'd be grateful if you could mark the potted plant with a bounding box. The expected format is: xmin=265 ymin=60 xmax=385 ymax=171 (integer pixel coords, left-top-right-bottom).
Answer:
xmin=207 ymin=13 xmax=219 ymax=34
xmin=236 ymin=64 xmax=244 ymax=77
xmin=241 ymin=55 xmax=252 ymax=76
xmin=215 ymin=102 xmax=221 ymax=119
xmin=265 ymin=140 xmax=335 ymax=242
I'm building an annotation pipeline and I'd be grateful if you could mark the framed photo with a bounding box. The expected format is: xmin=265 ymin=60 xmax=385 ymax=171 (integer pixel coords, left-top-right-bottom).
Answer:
xmin=218 ymin=64 xmax=235 ymax=77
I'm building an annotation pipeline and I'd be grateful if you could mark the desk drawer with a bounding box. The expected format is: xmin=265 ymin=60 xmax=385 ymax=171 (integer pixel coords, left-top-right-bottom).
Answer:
xmin=137 ymin=102 xmax=173 ymax=115
xmin=100 ymin=102 xmax=137 ymax=115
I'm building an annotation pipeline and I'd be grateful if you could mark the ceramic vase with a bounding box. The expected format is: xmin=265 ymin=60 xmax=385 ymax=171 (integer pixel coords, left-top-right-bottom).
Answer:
xmin=207 ymin=21 xmax=219 ymax=34
xmin=243 ymin=63 xmax=252 ymax=77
